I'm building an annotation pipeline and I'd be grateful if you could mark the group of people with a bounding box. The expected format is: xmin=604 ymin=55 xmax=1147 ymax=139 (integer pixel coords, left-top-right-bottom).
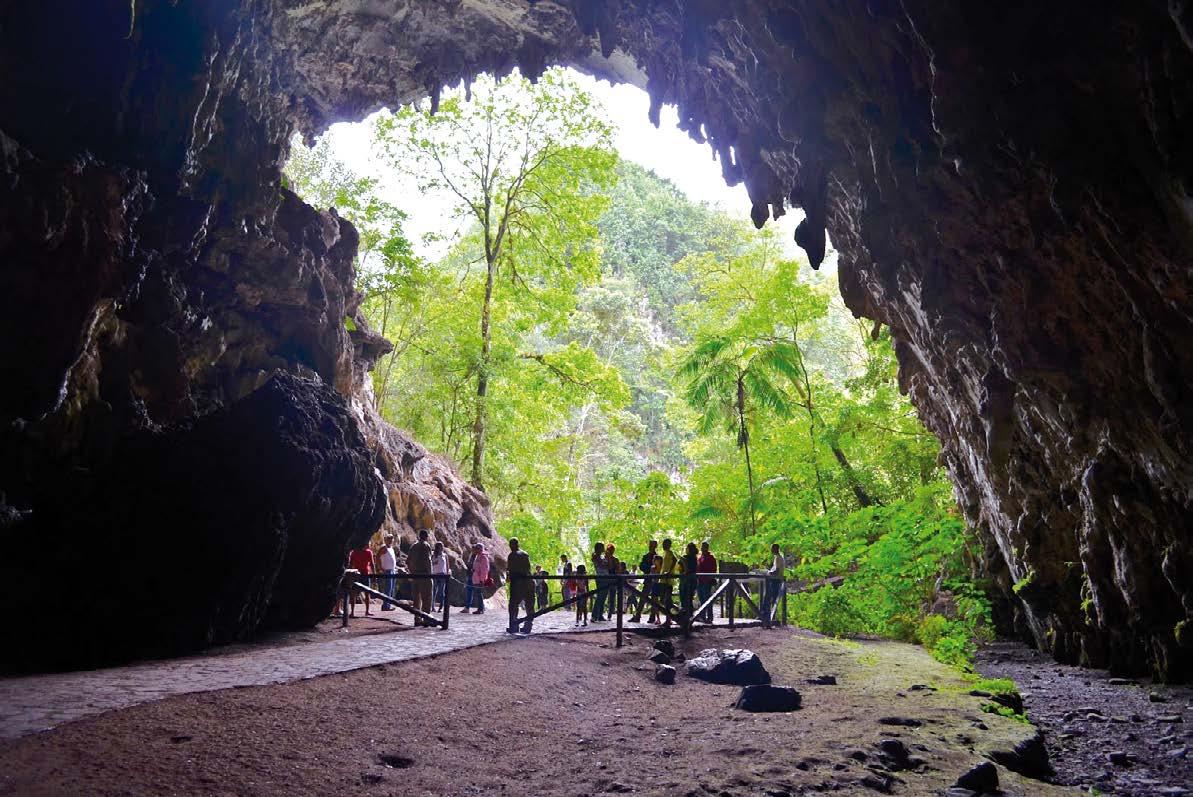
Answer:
xmin=345 ymin=531 xmax=788 ymax=636
xmin=345 ymin=529 xmax=451 ymax=623
xmin=506 ymin=537 xmax=787 ymax=635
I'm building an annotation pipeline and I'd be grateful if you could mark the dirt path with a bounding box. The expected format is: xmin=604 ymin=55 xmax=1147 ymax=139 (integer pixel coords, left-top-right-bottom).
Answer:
xmin=977 ymin=640 xmax=1192 ymax=796
xmin=0 ymin=627 xmax=1075 ymax=796
xmin=0 ymin=600 xmax=761 ymax=741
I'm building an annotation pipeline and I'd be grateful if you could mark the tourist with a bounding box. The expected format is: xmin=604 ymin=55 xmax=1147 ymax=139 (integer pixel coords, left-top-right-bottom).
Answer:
xmin=604 ymin=544 xmax=620 ymax=617
xmin=506 ymin=538 xmax=534 ymax=634
xmin=573 ymin=564 xmax=589 ymax=626
xmin=462 ymin=542 xmax=489 ymax=614
xmin=348 ymin=544 xmax=375 ymax=618
xmin=407 ymin=529 xmax=433 ymax=625
xmin=680 ymin=541 xmax=699 ymax=618
xmin=630 ymin=539 xmax=658 ymax=622
xmin=377 ymin=534 xmax=399 ymax=611
xmin=763 ymin=542 xmax=785 ymax=622
xmin=659 ymin=538 xmax=678 ymax=627
xmin=534 ymin=565 xmax=549 ymax=611
xmin=696 ymin=541 xmax=717 ymax=622
xmin=431 ymin=541 xmax=449 ymax=612
xmin=648 ymin=554 xmax=664 ymax=625
xmin=591 ymin=542 xmax=608 ymax=621
xmin=561 ymin=561 xmax=574 ymax=604
xmin=618 ymin=560 xmax=633 ymax=611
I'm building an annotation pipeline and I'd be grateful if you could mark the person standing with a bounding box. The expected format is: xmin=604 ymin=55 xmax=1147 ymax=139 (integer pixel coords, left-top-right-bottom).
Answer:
xmin=348 ymin=545 xmax=376 ymax=618
xmin=507 ymin=538 xmax=534 ymax=634
xmin=647 ymin=554 xmax=664 ymax=625
xmin=604 ymin=544 xmax=620 ymax=619
xmin=680 ymin=541 xmax=699 ymax=619
xmin=659 ymin=538 xmax=678 ymax=627
xmin=590 ymin=542 xmax=608 ymax=622
xmin=407 ymin=529 xmax=434 ymax=625
xmin=431 ymin=541 xmax=449 ymax=612
xmin=696 ymin=541 xmax=717 ymax=622
xmin=573 ymin=564 xmax=589 ymax=626
xmin=377 ymin=534 xmax=399 ymax=611
xmin=764 ymin=542 xmax=785 ymax=622
xmin=630 ymin=539 xmax=658 ymax=623
xmin=533 ymin=565 xmax=549 ymax=611
xmin=561 ymin=560 xmax=574 ymax=604
xmin=462 ymin=542 xmax=490 ymax=614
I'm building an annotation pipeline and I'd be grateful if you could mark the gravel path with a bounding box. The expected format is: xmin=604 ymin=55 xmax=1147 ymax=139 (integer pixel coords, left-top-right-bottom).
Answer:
xmin=976 ymin=639 xmax=1193 ymax=796
xmin=0 ymin=601 xmax=756 ymax=741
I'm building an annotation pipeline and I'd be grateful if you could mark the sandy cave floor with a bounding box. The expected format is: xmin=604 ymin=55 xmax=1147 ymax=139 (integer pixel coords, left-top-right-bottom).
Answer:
xmin=0 ymin=626 xmax=1085 ymax=797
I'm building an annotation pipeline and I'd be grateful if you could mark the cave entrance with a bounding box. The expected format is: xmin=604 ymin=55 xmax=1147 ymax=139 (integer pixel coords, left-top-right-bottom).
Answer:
xmin=287 ymin=67 xmax=961 ymax=659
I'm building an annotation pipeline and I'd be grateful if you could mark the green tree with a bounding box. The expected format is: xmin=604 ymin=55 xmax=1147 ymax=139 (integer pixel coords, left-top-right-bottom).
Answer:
xmin=678 ymin=334 xmax=800 ymax=537
xmin=374 ymin=69 xmax=618 ymax=490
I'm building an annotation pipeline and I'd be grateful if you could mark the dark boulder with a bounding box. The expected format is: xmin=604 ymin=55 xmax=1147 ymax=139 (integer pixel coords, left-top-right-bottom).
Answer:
xmin=954 ymin=761 xmax=999 ymax=792
xmin=686 ymin=648 xmax=771 ymax=685
xmin=648 ymin=650 xmax=672 ymax=665
xmin=652 ymin=639 xmax=675 ymax=658
xmin=734 ymin=684 xmax=801 ymax=713
xmin=654 ymin=664 xmax=676 ymax=685
xmin=986 ymin=730 xmax=1053 ymax=779
xmin=0 ymin=375 xmax=385 ymax=672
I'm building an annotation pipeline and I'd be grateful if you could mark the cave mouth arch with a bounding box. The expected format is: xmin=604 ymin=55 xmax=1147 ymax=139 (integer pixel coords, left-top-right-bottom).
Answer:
xmin=0 ymin=1 xmax=1190 ymax=680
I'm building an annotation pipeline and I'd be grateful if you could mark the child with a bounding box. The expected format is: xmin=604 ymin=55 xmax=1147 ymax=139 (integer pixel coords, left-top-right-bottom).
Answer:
xmin=574 ymin=564 xmax=589 ymax=626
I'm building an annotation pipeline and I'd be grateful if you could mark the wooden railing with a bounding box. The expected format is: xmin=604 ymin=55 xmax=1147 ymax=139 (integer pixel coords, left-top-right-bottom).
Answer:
xmin=505 ymin=572 xmax=788 ymax=648
xmin=340 ymin=571 xmax=452 ymax=630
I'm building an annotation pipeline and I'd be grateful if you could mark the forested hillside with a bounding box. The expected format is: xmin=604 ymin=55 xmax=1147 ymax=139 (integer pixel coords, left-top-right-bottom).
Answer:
xmin=285 ymin=71 xmax=991 ymax=667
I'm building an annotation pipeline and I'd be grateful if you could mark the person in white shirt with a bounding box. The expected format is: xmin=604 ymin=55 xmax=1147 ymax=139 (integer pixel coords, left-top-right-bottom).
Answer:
xmin=378 ymin=534 xmax=399 ymax=611
xmin=431 ymin=541 xmax=449 ymax=612
xmin=763 ymin=543 xmax=785 ymax=622
xmin=557 ymin=553 xmax=571 ymax=603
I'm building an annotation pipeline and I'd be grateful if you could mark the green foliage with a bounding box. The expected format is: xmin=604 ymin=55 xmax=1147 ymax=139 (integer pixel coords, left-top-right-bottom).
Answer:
xmin=284 ymin=74 xmax=992 ymax=669
xmin=918 ymin=615 xmax=977 ymax=669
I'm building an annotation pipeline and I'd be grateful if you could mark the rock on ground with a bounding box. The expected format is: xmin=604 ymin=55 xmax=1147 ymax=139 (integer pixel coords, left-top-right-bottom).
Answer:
xmin=734 ymin=684 xmax=801 ymax=713
xmin=686 ymin=648 xmax=772 ymax=685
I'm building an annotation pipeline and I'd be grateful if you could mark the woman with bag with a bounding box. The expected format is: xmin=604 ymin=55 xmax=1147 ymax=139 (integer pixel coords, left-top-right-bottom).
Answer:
xmin=462 ymin=542 xmax=490 ymax=614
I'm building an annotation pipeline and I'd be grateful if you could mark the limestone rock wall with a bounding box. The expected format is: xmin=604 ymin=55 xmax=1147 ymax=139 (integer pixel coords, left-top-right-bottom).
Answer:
xmin=0 ymin=0 xmax=495 ymax=670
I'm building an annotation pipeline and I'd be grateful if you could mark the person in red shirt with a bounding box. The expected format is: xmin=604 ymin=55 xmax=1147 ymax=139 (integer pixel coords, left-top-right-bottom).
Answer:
xmin=348 ymin=546 xmax=376 ymax=618
xmin=696 ymin=541 xmax=717 ymax=623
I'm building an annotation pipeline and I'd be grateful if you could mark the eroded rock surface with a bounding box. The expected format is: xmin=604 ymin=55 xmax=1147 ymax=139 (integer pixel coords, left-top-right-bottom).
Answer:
xmin=0 ymin=1 xmax=498 ymax=668
xmin=1 ymin=1 xmax=1190 ymax=677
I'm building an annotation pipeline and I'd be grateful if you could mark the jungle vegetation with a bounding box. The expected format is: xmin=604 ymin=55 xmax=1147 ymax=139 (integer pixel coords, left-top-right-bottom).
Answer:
xmin=285 ymin=69 xmax=992 ymax=668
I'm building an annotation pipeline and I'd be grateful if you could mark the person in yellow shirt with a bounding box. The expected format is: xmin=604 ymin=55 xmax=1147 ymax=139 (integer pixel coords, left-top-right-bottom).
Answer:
xmin=659 ymin=538 xmax=679 ymax=627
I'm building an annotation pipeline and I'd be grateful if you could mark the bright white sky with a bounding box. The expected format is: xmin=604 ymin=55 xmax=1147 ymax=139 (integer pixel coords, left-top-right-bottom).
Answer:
xmin=321 ymin=68 xmax=819 ymax=265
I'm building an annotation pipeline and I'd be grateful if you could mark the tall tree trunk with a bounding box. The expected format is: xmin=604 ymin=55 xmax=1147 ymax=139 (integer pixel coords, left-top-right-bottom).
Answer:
xmin=791 ymin=329 xmax=829 ymax=514
xmin=809 ymin=421 xmax=829 ymax=514
xmin=469 ymin=257 xmax=496 ymax=490
xmin=831 ymin=444 xmax=874 ymax=508
xmin=737 ymin=376 xmax=757 ymax=536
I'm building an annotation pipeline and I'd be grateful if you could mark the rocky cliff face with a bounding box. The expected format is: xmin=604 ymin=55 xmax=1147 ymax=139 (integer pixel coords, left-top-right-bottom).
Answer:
xmin=0 ymin=0 xmax=496 ymax=671
xmin=1 ymin=1 xmax=1190 ymax=678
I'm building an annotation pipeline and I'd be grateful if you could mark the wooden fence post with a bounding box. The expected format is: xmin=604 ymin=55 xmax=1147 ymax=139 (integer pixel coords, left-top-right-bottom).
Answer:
xmin=728 ymin=578 xmax=735 ymax=629
xmin=616 ymin=575 xmax=624 ymax=648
